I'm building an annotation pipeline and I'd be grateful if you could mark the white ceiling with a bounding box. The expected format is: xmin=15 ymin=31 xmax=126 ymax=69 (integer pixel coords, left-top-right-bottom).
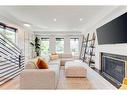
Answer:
xmin=0 ymin=6 xmax=118 ymax=32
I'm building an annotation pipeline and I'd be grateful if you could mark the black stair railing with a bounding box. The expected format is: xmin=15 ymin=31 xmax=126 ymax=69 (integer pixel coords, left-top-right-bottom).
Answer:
xmin=0 ymin=33 xmax=24 ymax=85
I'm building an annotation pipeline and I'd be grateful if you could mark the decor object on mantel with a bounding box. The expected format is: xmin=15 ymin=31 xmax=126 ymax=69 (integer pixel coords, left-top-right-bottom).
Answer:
xmin=120 ymin=77 xmax=127 ymax=89
xmin=30 ymin=37 xmax=41 ymax=57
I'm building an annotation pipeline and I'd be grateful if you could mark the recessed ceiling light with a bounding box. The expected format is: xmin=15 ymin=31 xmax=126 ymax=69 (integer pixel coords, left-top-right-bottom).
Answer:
xmin=53 ymin=18 xmax=57 ymax=22
xmin=79 ymin=18 xmax=83 ymax=21
xmin=24 ymin=23 xmax=31 ymax=27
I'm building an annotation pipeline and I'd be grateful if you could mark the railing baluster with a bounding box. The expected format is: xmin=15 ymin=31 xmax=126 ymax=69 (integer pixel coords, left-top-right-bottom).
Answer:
xmin=0 ymin=33 xmax=24 ymax=85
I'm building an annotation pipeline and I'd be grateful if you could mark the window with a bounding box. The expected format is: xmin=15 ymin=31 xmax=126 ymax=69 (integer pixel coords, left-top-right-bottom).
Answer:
xmin=0 ymin=25 xmax=4 ymax=33
xmin=70 ymin=38 xmax=79 ymax=56
xmin=5 ymin=27 xmax=16 ymax=43
xmin=56 ymin=38 xmax=64 ymax=53
xmin=0 ymin=23 xmax=16 ymax=43
xmin=41 ymin=38 xmax=49 ymax=55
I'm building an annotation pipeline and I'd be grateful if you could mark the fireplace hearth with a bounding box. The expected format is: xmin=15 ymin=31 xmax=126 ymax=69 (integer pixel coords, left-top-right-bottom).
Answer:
xmin=101 ymin=53 xmax=127 ymax=88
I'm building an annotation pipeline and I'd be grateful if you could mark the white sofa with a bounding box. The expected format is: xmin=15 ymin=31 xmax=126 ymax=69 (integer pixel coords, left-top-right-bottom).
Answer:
xmin=59 ymin=53 xmax=74 ymax=66
xmin=20 ymin=58 xmax=60 ymax=89
xmin=20 ymin=53 xmax=74 ymax=89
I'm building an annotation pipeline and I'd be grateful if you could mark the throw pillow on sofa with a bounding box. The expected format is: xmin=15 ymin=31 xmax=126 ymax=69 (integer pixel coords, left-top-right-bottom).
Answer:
xmin=50 ymin=54 xmax=59 ymax=60
xmin=36 ymin=58 xmax=49 ymax=69
xmin=51 ymin=52 xmax=57 ymax=55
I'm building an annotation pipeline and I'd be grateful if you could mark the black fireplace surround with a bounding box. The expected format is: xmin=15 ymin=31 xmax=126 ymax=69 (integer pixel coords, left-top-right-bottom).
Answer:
xmin=101 ymin=53 xmax=127 ymax=87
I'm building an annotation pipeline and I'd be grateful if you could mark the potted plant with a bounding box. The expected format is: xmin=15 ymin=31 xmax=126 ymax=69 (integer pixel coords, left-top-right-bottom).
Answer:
xmin=35 ymin=37 xmax=41 ymax=56
xmin=30 ymin=37 xmax=41 ymax=57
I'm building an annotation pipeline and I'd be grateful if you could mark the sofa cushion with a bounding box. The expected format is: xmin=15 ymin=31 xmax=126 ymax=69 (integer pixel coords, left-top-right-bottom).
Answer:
xmin=61 ymin=58 xmax=73 ymax=61
xmin=41 ymin=55 xmax=50 ymax=62
xmin=61 ymin=53 xmax=72 ymax=58
xmin=48 ymin=65 xmax=60 ymax=73
xmin=30 ymin=57 xmax=38 ymax=64
xmin=25 ymin=61 xmax=37 ymax=69
xmin=36 ymin=58 xmax=48 ymax=69
xmin=60 ymin=58 xmax=74 ymax=66
xmin=25 ymin=57 xmax=43 ymax=69
xmin=49 ymin=59 xmax=60 ymax=64
xmin=48 ymin=64 xmax=60 ymax=87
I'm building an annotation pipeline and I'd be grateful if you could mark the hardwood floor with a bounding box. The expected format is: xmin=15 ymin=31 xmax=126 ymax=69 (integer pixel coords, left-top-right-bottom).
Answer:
xmin=0 ymin=76 xmax=19 ymax=89
xmin=0 ymin=60 xmax=117 ymax=90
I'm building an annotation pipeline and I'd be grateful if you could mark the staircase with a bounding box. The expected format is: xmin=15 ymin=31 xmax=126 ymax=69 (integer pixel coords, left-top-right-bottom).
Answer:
xmin=0 ymin=33 xmax=24 ymax=85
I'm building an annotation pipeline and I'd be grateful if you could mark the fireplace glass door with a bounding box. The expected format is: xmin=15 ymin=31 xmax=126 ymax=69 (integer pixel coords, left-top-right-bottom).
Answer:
xmin=102 ymin=56 xmax=125 ymax=83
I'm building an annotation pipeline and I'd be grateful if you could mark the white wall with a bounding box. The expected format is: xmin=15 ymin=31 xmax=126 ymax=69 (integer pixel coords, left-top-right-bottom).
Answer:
xmin=82 ymin=6 xmax=127 ymax=70
xmin=24 ymin=31 xmax=35 ymax=60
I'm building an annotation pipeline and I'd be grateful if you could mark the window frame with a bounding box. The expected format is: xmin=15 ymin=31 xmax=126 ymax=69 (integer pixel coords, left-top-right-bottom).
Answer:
xmin=70 ymin=38 xmax=79 ymax=55
xmin=41 ymin=38 xmax=50 ymax=55
xmin=55 ymin=38 xmax=64 ymax=53
xmin=0 ymin=22 xmax=17 ymax=43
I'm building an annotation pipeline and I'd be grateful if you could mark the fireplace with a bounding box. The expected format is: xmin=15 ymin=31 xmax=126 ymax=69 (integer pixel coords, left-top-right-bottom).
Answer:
xmin=101 ymin=53 xmax=127 ymax=87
